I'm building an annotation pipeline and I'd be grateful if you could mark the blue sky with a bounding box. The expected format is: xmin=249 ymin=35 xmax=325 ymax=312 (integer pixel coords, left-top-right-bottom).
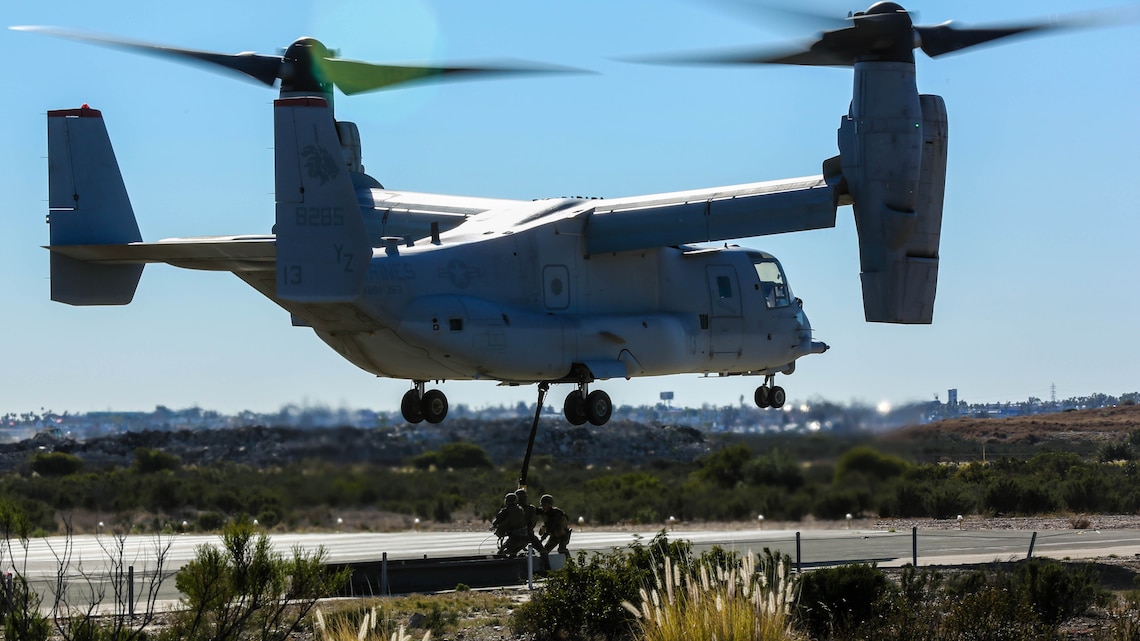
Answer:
xmin=3 ymin=0 xmax=1137 ymax=415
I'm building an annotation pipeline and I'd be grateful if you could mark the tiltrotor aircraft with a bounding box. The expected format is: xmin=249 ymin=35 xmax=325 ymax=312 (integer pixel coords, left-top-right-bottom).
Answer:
xmin=20 ymin=3 xmax=1112 ymax=427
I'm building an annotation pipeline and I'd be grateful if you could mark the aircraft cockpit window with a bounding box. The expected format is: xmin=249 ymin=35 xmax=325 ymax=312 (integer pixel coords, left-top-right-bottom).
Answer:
xmin=754 ymin=259 xmax=791 ymax=309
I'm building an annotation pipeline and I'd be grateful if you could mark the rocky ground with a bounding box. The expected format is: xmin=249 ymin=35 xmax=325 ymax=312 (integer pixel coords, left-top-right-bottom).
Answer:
xmin=0 ymin=418 xmax=711 ymax=472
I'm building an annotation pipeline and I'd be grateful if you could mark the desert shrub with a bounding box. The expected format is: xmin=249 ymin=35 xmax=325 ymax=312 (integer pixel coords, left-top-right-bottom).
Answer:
xmin=411 ymin=442 xmax=494 ymax=470
xmin=1099 ymin=442 xmax=1134 ymax=463
xmin=946 ymin=560 xmax=1103 ymax=627
xmin=513 ymin=531 xmax=692 ymax=640
xmin=132 ymin=447 xmax=182 ymax=473
xmin=835 ymin=447 xmax=909 ymax=483
xmin=695 ymin=444 xmax=753 ymax=488
xmin=196 ymin=511 xmax=226 ymax=531
xmin=884 ymin=479 xmax=930 ymax=518
xmin=1025 ymin=450 xmax=1085 ymax=479
xmin=811 ymin=487 xmax=870 ymax=519
xmin=983 ymin=477 xmax=1021 ymax=514
xmin=795 ymin=563 xmax=891 ymax=639
xmin=2 ymin=574 xmax=50 ymax=641
xmin=1012 ymin=559 xmax=1103 ymax=625
xmin=924 ymin=481 xmax=976 ymax=519
xmin=29 ymin=451 xmax=84 ymax=476
xmin=744 ymin=449 xmax=804 ymax=490
xmin=1061 ymin=468 xmax=1112 ymax=512
xmin=168 ymin=518 xmax=349 ymax=641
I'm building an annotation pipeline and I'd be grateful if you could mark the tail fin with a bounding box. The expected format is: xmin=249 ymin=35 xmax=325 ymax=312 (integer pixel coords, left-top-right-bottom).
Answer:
xmin=273 ymin=97 xmax=371 ymax=302
xmin=47 ymin=106 xmax=143 ymax=305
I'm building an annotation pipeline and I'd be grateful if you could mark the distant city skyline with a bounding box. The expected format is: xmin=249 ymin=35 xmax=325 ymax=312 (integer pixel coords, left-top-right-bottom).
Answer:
xmin=2 ymin=0 xmax=1137 ymax=416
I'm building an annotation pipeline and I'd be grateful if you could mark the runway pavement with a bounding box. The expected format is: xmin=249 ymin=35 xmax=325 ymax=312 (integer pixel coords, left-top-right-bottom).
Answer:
xmin=10 ymin=526 xmax=1140 ymax=608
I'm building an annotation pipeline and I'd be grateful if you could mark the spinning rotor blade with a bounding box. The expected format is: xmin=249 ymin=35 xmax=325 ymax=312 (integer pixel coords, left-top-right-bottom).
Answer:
xmin=646 ymin=2 xmax=1134 ymax=67
xmin=11 ymin=26 xmax=283 ymax=86
xmin=12 ymin=26 xmax=578 ymax=96
xmin=914 ymin=21 xmax=1067 ymax=58
xmin=322 ymin=57 xmax=579 ymax=95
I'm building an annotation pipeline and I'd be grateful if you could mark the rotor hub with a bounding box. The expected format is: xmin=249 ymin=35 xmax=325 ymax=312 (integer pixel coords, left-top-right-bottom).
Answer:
xmin=280 ymin=37 xmax=334 ymax=101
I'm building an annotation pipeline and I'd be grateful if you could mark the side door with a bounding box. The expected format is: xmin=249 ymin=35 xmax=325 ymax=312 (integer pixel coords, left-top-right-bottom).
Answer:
xmin=705 ymin=265 xmax=743 ymax=363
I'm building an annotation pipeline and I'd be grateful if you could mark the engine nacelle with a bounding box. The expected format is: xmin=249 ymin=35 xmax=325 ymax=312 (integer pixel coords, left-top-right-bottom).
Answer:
xmin=839 ymin=61 xmax=948 ymax=324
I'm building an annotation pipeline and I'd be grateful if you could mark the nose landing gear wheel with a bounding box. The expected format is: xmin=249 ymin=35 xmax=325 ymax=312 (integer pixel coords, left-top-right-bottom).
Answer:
xmin=563 ymin=391 xmax=587 ymax=426
xmin=585 ymin=390 xmax=612 ymax=426
xmin=401 ymin=389 xmax=425 ymax=424
xmin=422 ymin=389 xmax=449 ymax=424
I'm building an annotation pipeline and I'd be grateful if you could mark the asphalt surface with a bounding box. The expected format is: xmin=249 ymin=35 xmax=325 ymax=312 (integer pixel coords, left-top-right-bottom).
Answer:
xmin=14 ymin=527 xmax=1140 ymax=609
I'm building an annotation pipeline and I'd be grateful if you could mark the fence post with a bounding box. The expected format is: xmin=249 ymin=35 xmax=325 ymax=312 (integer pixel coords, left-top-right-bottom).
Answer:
xmin=527 ymin=545 xmax=534 ymax=590
xmin=795 ymin=531 xmax=802 ymax=574
xmin=128 ymin=565 xmax=135 ymax=618
xmin=912 ymin=527 xmax=918 ymax=567
xmin=1027 ymin=532 xmax=1037 ymax=559
xmin=381 ymin=552 xmax=389 ymax=596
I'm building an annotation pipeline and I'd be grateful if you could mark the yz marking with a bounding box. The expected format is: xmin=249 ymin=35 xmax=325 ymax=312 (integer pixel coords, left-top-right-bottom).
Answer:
xmin=335 ymin=243 xmax=355 ymax=273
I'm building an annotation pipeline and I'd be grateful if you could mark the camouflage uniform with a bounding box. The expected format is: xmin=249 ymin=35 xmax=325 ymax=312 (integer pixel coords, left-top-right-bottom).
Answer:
xmin=492 ymin=493 xmax=528 ymax=556
xmin=515 ymin=489 xmax=550 ymax=567
xmin=539 ymin=494 xmax=572 ymax=555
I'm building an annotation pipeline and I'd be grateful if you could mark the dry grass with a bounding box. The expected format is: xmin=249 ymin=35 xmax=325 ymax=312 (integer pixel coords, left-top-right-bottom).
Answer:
xmin=309 ymin=591 xmax=515 ymax=641
xmin=621 ymin=553 xmax=803 ymax=641
xmin=890 ymin=405 xmax=1140 ymax=445
xmin=313 ymin=605 xmax=432 ymax=641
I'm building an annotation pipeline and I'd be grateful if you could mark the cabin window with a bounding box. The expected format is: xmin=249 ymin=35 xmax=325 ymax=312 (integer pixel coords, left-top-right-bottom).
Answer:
xmin=716 ymin=276 xmax=733 ymax=300
xmin=754 ymin=259 xmax=791 ymax=309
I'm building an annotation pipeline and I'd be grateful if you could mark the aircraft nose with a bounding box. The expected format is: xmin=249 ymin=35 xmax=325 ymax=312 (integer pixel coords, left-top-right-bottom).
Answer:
xmin=795 ymin=299 xmax=829 ymax=355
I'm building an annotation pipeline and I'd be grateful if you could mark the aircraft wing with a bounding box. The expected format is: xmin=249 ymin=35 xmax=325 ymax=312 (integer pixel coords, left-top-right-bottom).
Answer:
xmin=361 ymin=189 xmax=525 ymax=241
xmin=47 ymin=235 xmax=276 ymax=272
xmin=585 ymin=173 xmax=843 ymax=255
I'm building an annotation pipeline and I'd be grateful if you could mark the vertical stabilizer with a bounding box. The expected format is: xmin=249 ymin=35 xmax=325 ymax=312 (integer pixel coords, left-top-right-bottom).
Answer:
xmin=47 ymin=106 xmax=143 ymax=305
xmin=273 ymin=97 xmax=371 ymax=302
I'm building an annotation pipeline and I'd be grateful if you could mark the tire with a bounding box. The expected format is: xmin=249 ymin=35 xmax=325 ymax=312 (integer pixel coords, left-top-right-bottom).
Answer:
xmin=585 ymin=390 xmax=613 ymax=426
xmin=563 ymin=391 xmax=587 ymax=426
xmin=770 ymin=386 xmax=786 ymax=409
xmin=401 ymin=389 xmax=425 ymax=424
xmin=422 ymin=389 xmax=449 ymax=424
xmin=754 ymin=386 xmax=770 ymax=408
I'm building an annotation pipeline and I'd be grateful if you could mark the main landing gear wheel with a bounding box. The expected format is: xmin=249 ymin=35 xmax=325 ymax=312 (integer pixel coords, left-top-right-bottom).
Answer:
xmin=585 ymin=390 xmax=612 ymax=426
xmin=422 ymin=389 xmax=449 ymax=424
xmin=754 ymin=379 xmax=786 ymax=410
xmin=769 ymin=386 xmax=786 ymax=409
xmin=401 ymin=389 xmax=425 ymax=424
xmin=563 ymin=391 xmax=588 ymax=426
xmin=755 ymin=386 xmax=770 ymax=408
xmin=401 ymin=384 xmax=449 ymax=424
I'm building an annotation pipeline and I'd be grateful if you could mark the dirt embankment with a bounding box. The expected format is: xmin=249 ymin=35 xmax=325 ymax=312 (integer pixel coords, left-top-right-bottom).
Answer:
xmin=888 ymin=404 xmax=1140 ymax=445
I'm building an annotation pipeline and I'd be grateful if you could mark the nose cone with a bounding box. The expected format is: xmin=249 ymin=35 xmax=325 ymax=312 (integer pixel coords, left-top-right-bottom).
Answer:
xmin=795 ymin=301 xmax=830 ymax=355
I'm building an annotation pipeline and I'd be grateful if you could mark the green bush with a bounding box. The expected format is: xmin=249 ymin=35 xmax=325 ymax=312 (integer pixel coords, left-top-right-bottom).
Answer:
xmin=744 ymin=449 xmax=804 ymax=490
xmin=411 ymin=442 xmax=494 ymax=469
xmin=29 ymin=451 xmax=84 ymax=476
xmin=167 ymin=518 xmax=349 ymax=641
xmin=795 ymin=563 xmax=891 ymax=639
xmin=133 ymin=447 xmax=182 ymax=473
xmin=834 ymin=447 xmax=909 ymax=483
xmin=512 ymin=531 xmax=693 ymax=640
xmin=695 ymin=444 xmax=752 ymax=488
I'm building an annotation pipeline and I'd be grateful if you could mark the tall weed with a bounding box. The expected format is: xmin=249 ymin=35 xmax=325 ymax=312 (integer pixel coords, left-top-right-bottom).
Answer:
xmin=622 ymin=550 xmax=801 ymax=641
